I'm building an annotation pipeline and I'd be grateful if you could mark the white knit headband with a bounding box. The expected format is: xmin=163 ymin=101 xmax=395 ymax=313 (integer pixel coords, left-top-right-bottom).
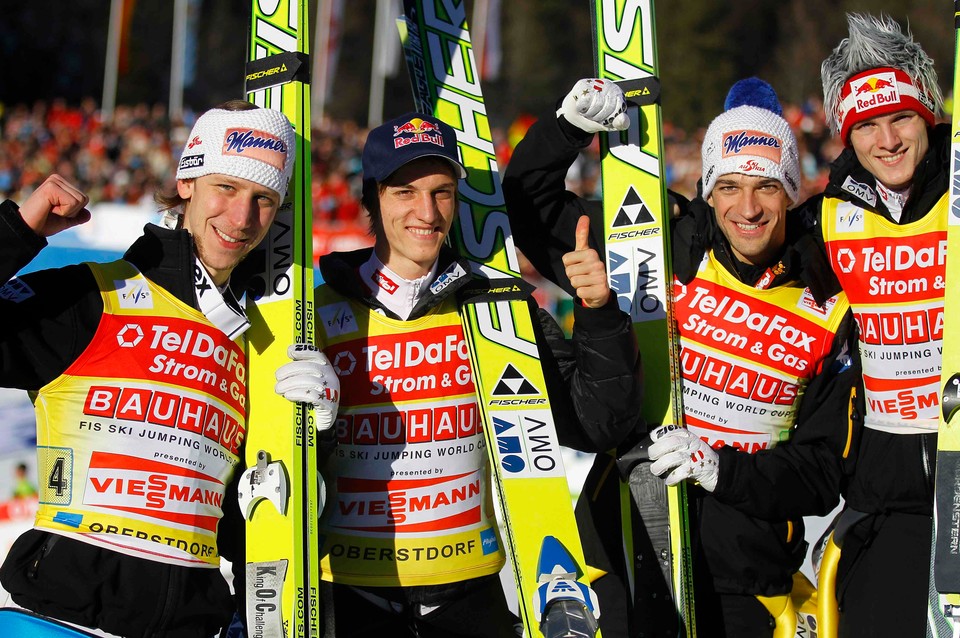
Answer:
xmin=701 ymin=105 xmax=801 ymax=205
xmin=176 ymin=107 xmax=296 ymax=196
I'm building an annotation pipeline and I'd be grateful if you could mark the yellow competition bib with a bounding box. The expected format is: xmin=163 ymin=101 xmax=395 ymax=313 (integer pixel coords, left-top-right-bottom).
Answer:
xmin=821 ymin=197 xmax=947 ymax=432
xmin=674 ymin=251 xmax=849 ymax=451
xmin=314 ymin=283 xmax=504 ymax=587
xmin=32 ymin=261 xmax=246 ymax=567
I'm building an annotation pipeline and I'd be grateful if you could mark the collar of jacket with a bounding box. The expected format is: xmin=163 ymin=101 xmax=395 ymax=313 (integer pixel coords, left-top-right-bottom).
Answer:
xmin=122 ymin=223 xmax=254 ymax=311
xmin=824 ymin=122 xmax=950 ymax=224
xmin=673 ymin=195 xmax=840 ymax=305
xmin=318 ymin=245 xmax=474 ymax=320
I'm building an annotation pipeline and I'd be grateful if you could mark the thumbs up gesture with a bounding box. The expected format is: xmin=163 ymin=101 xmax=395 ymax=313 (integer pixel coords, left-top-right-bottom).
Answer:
xmin=561 ymin=215 xmax=611 ymax=309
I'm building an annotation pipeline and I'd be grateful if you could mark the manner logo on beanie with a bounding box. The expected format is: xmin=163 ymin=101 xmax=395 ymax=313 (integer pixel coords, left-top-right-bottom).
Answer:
xmin=176 ymin=107 xmax=296 ymax=197
xmin=701 ymin=104 xmax=800 ymax=205
xmin=362 ymin=112 xmax=467 ymax=188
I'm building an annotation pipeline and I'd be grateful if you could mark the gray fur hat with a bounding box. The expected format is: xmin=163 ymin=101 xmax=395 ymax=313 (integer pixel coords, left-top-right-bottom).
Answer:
xmin=821 ymin=13 xmax=942 ymax=143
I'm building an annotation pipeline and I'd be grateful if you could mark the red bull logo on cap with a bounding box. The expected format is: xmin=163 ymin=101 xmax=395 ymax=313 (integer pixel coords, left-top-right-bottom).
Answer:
xmin=393 ymin=117 xmax=444 ymax=149
xmin=851 ymin=71 xmax=901 ymax=113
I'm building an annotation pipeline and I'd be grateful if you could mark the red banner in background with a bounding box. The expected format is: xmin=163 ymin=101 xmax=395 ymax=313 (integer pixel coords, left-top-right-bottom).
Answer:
xmin=313 ymin=221 xmax=374 ymax=264
xmin=0 ymin=497 xmax=38 ymax=523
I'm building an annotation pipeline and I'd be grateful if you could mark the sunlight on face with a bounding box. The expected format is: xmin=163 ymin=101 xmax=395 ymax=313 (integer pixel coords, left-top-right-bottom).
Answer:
xmin=848 ymin=110 xmax=929 ymax=191
xmin=374 ymin=158 xmax=458 ymax=280
xmin=179 ymin=174 xmax=281 ymax=285
xmin=708 ymin=174 xmax=790 ymax=267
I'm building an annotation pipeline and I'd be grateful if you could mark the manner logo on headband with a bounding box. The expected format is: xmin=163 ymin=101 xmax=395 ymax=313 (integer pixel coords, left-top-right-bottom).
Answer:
xmin=393 ymin=117 xmax=444 ymax=149
xmin=850 ymin=71 xmax=901 ymax=113
xmin=721 ymin=130 xmax=782 ymax=163
xmin=222 ymin=127 xmax=288 ymax=171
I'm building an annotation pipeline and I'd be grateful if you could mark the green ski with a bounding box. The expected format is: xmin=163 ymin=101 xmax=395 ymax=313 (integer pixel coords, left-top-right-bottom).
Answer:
xmin=592 ymin=1 xmax=696 ymax=635
xmin=931 ymin=1 xmax=960 ymax=632
xmin=238 ymin=1 xmax=321 ymax=637
xmin=397 ymin=1 xmax=600 ymax=636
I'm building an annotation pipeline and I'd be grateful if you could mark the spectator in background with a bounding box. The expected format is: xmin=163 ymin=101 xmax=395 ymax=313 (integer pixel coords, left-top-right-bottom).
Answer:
xmin=11 ymin=463 xmax=37 ymax=500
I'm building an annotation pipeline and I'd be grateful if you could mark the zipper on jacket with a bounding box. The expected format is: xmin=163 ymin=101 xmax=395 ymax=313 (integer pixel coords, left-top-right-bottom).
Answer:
xmin=921 ymin=434 xmax=934 ymax=488
xmin=27 ymin=535 xmax=60 ymax=579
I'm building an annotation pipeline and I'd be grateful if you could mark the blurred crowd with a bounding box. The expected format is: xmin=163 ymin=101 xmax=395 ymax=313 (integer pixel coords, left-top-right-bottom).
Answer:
xmin=554 ymin=97 xmax=850 ymax=205
xmin=0 ymin=95 xmax=866 ymax=222
xmin=3 ymin=94 xmax=950 ymax=334
xmin=0 ymin=99 xmax=372 ymax=230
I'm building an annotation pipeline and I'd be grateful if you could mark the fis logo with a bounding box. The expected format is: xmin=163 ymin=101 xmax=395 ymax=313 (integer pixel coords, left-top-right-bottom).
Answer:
xmin=835 ymin=200 xmax=866 ymax=233
xmin=187 ymin=136 xmax=202 ymax=149
xmin=115 ymin=280 xmax=153 ymax=309
xmin=318 ymin=302 xmax=357 ymax=338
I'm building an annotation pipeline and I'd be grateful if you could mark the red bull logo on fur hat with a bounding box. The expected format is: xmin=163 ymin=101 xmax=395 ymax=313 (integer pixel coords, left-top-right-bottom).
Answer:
xmin=850 ymin=71 xmax=901 ymax=111
xmin=836 ymin=67 xmax=936 ymax=142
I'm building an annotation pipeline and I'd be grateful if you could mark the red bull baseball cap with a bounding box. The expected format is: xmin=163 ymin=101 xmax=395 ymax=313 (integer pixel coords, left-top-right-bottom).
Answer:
xmin=835 ymin=67 xmax=937 ymax=143
xmin=362 ymin=112 xmax=467 ymax=187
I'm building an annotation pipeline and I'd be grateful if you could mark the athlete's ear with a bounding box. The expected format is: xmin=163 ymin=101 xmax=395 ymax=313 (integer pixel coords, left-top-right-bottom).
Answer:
xmin=176 ymin=178 xmax=195 ymax=199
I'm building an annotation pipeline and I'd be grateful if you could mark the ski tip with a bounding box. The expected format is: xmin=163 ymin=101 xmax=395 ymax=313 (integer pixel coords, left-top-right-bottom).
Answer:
xmin=537 ymin=536 xmax=579 ymax=581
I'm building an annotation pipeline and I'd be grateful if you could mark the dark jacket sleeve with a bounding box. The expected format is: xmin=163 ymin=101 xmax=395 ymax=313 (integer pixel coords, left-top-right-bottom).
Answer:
xmin=0 ymin=200 xmax=103 ymax=390
xmin=502 ymin=112 xmax=604 ymax=297
xmin=711 ymin=310 xmax=860 ymax=520
xmin=535 ymin=296 xmax=644 ymax=453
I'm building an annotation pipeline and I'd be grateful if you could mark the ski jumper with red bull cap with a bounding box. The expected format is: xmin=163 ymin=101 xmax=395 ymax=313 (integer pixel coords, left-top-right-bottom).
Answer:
xmin=395 ymin=2 xmax=605 ymax=636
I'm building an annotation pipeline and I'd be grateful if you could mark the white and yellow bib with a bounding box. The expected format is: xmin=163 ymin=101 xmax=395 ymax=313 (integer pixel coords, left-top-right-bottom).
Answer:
xmin=314 ymin=284 xmax=505 ymax=587
xmin=32 ymin=261 xmax=246 ymax=567
xmin=821 ymin=196 xmax=947 ymax=433
xmin=675 ymin=252 xmax=849 ymax=451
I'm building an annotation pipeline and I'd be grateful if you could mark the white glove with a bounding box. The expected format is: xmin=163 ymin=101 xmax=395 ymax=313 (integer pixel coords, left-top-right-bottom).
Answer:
xmin=558 ymin=78 xmax=630 ymax=134
xmin=648 ymin=425 xmax=720 ymax=492
xmin=275 ymin=344 xmax=340 ymax=431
